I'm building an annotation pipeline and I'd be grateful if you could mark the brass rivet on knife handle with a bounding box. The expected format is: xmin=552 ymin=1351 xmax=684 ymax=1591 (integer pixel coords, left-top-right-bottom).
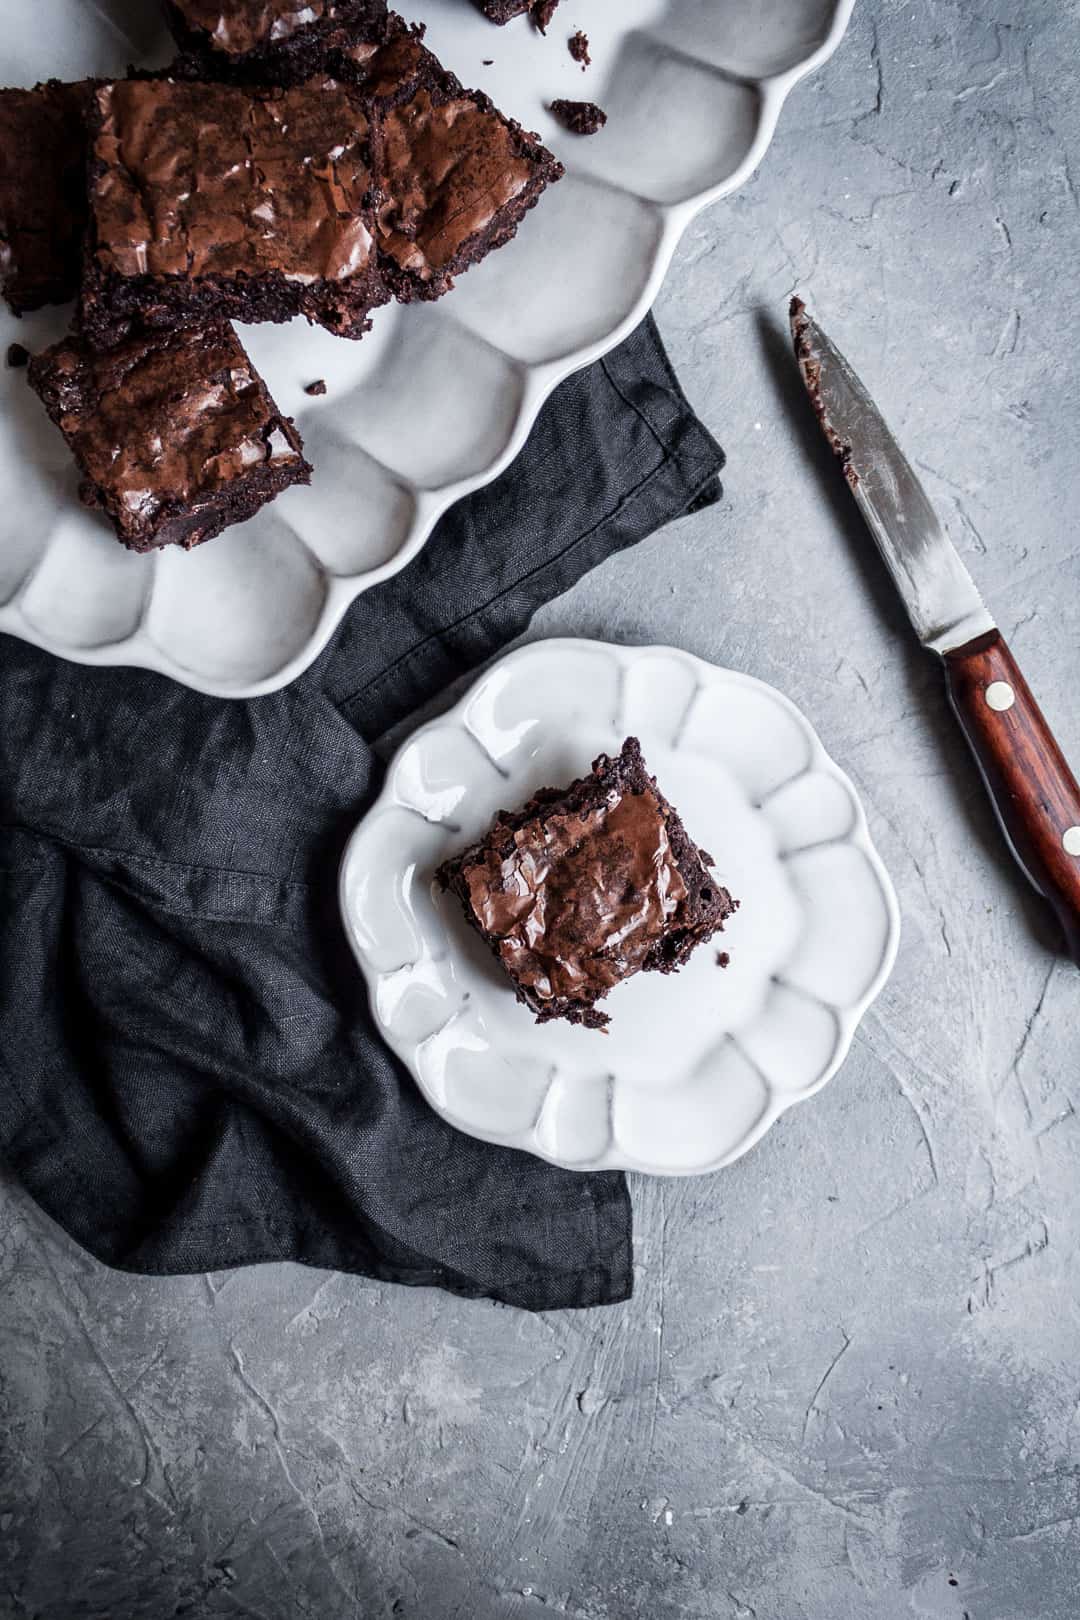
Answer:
xmin=944 ymin=629 xmax=1080 ymax=965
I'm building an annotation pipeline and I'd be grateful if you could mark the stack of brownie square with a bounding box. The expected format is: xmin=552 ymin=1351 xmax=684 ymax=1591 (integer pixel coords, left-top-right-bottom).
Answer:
xmin=0 ymin=2 xmax=561 ymax=554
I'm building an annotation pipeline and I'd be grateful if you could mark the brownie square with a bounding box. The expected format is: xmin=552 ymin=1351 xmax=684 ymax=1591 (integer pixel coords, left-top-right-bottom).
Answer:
xmin=0 ymin=80 xmax=92 ymax=315
xmin=161 ymin=10 xmax=562 ymax=301
xmin=27 ymin=322 xmax=311 ymax=553
xmin=164 ymin=0 xmax=388 ymax=80
xmin=340 ymin=18 xmax=563 ymax=300
xmin=79 ymin=76 xmax=389 ymax=347
xmin=437 ymin=737 xmax=737 ymax=1030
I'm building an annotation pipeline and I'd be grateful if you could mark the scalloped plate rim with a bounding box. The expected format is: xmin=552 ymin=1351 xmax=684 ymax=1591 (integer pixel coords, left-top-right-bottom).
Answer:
xmin=0 ymin=0 xmax=856 ymax=698
xmin=340 ymin=637 xmax=901 ymax=1178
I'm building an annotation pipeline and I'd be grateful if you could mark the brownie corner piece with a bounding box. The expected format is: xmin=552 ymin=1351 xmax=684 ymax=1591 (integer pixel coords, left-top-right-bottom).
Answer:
xmin=79 ymin=75 xmax=387 ymax=347
xmin=27 ymin=322 xmax=310 ymax=554
xmin=0 ymin=79 xmax=91 ymax=315
xmin=437 ymin=736 xmax=736 ymax=1030
xmin=373 ymin=63 xmax=563 ymax=301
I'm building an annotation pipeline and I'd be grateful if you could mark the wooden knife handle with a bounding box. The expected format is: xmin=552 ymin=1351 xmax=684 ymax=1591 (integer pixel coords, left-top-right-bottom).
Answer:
xmin=944 ymin=629 xmax=1080 ymax=965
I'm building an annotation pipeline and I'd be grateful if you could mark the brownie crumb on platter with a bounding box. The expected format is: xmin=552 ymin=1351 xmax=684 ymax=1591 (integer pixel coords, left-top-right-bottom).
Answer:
xmin=6 ymin=343 xmax=29 ymax=369
xmin=304 ymin=379 xmax=328 ymax=396
xmin=550 ymin=98 xmax=606 ymax=135
xmin=568 ymin=30 xmax=590 ymax=67
xmin=348 ymin=21 xmax=562 ymax=301
xmin=27 ymin=322 xmax=310 ymax=554
xmin=471 ymin=0 xmax=559 ymax=26
xmin=437 ymin=736 xmax=736 ymax=1031
xmin=716 ymin=950 xmax=731 ymax=969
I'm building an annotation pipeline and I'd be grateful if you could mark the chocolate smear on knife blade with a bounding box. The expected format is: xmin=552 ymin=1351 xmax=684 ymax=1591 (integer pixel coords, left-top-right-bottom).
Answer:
xmin=790 ymin=296 xmax=860 ymax=489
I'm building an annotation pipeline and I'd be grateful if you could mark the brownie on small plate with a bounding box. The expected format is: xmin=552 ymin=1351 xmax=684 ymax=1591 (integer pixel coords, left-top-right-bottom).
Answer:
xmin=0 ymin=80 xmax=92 ymax=315
xmin=438 ymin=737 xmax=737 ymax=1030
xmin=28 ymin=322 xmax=310 ymax=553
xmin=164 ymin=0 xmax=388 ymax=80
xmin=79 ymin=76 xmax=388 ymax=346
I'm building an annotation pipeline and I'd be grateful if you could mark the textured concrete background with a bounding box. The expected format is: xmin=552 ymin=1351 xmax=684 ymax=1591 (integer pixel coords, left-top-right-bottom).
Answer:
xmin=3 ymin=2 xmax=1080 ymax=1616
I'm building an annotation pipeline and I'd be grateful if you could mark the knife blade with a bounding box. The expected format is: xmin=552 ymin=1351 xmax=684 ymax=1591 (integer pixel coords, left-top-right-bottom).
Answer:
xmin=790 ymin=301 xmax=994 ymax=655
xmin=789 ymin=296 xmax=1080 ymax=965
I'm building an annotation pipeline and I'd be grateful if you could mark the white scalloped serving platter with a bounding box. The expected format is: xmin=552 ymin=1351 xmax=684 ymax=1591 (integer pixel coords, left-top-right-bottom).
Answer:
xmin=340 ymin=639 xmax=900 ymax=1177
xmin=0 ymin=0 xmax=853 ymax=697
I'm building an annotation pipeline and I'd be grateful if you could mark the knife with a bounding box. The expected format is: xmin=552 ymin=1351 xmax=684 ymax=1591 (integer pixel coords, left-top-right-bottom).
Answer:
xmin=789 ymin=297 xmax=1080 ymax=965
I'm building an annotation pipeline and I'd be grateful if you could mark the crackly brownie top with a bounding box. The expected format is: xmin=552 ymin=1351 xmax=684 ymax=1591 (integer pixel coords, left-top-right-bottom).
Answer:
xmin=337 ymin=25 xmax=428 ymax=99
xmin=378 ymin=91 xmax=534 ymax=276
xmin=461 ymin=781 xmax=690 ymax=1003
xmin=169 ymin=0 xmax=360 ymax=55
xmin=90 ymin=77 xmax=375 ymax=284
xmin=0 ymin=82 xmax=90 ymax=311
xmin=30 ymin=324 xmax=304 ymax=525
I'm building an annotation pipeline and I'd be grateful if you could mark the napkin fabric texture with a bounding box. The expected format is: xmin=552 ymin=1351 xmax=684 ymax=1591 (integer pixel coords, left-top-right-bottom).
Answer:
xmin=0 ymin=315 xmax=724 ymax=1310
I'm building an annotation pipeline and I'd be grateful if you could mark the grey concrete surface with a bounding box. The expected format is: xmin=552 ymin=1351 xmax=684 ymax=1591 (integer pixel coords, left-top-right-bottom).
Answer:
xmin=3 ymin=2 xmax=1080 ymax=1617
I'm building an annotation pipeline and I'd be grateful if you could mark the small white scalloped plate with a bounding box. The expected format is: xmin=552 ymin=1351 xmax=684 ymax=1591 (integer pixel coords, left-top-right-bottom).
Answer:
xmin=0 ymin=0 xmax=854 ymax=697
xmin=340 ymin=640 xmax=900 ymax=1176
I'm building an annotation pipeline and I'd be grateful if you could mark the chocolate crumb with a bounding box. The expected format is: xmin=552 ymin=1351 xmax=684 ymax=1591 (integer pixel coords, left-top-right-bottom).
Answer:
xmin=716 ymin=951 xmax=731 ymax=969
xmin=568 ymin=30 xmax=590 ymax=68
xmin=550 ymin=98 xmax=606 ymax=135
xmin=531 ymin=0 xmax=559 ymax=32
xmin=304 ymin=379 xmax=327 ymax=397
xmin=482 ymin=58 xmax=494 ymax=65
xmin=6 ymin=343 xmax=30 ymax=369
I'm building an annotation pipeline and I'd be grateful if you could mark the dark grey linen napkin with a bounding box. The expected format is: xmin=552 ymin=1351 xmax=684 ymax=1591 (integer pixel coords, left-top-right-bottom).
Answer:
xmin=0 ymin=315 xmax=724 ymax=1309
